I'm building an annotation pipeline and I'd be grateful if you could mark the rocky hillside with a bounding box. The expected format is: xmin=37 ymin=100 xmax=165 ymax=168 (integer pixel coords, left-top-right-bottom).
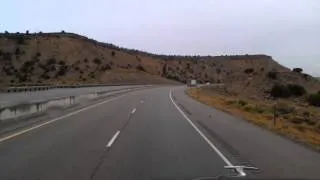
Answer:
xmin=0 ymin=32 xmax=319 ymax=95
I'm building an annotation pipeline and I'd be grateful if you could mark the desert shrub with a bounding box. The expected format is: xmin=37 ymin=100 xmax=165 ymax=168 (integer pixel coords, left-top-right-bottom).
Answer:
xmin=0 ymin=49 xmax=3 ymax=56
xmin=101 ymin=64 xmax=111 ymax=71
xmin=244 ymin=68 xmax=254 ymax=74
xmin=287 ymin=84 xmax=306 ymax=96
xmin=93 ymin=58 xmax=101 ymax=65
xmin=50 ymin=66 xmax=56 ymax=72
xmin=302 ymin=73 xmax=309 ymax=79
xmin=36 ymin=52 xmax=41 ymax=57
xmin=243 ymin=104 xmax=264 ymax=113
xmin=89 ymin=72 xmax=95 ymax=78
xmin=267 ymin=71 xmax=277 ymax=80
xmin=238 ymin=100 xmax=247 ymax=106
xmin=17 ymin=37 xmax=25 ymax=45
xmin=260 ymin=67 xmax=265 ymax=72
xmin=136 ymin=65 xmax=145 ymax=72
xmin=276 ymin=103 xmax=295 ymax=115
xmin=58 ymin=60 xmax=65 ymax=66
xmin=56 ymin=66 xmax=68 ymax=76
xmin=47 ymin=58 xmax=57 ymax=65
xmin=292 ymin=68 xmax=303 ymax=73
xmin=307 ymin=93 xmax=320 ymax=107
xmin=15 ymin=47 xmax=21 ymax=55
xmin=243 ymin=104 xmax=254 ymax=112
xmin=289 ymin=117 xmax=304 ymax=125
xmin=84 ymin=58 xmax=88 ymax=63
xmin=111 ymin=51 xmax=116 ymax=56
xmin=166 ymin=74 xmax=180 ymax=81
xmin=270 ymin=84 xmax=291 ymax=98
xmin=225 ymin=100 xmax=236 ymax=105
xmin=216 ymin=68 xmax=221 ymax=74
xmin=3 ymin=52 xmax=12 ymax=61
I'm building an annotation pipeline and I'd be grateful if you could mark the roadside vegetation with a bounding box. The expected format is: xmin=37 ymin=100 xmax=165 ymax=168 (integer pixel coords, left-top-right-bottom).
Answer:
xmin=187 ymin=87 xmax=320 ymax=151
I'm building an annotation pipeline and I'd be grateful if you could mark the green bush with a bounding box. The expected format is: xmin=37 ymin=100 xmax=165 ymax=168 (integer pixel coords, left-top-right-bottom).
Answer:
xmin=270 ymin=84 xmax=291 ymax=98
xmin=287 ymin=84 xmax=306 ymax=96
xmin=307 ymin=94 xmax=320 ymax=107
xmin=270 ymin=84 xmax=306 ymax=98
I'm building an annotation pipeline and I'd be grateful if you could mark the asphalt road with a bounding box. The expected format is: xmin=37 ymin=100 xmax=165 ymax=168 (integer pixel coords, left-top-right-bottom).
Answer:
xmin=0 ymin=85 xmax=142 ymax=107
xmin=0 ymin=86 xmax=319 ymax=180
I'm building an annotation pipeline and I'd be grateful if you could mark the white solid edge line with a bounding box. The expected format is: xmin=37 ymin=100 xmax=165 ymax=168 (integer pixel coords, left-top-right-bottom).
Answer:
xmin=169 ymin=89 xmax=246 ymax=177
xmin=106 ymin=130 xmax=120 ymax=148
xmin=0 ymin=95 xmax=126 ymax=144
xmin=131 ymin=108 xmax=137 ymax=114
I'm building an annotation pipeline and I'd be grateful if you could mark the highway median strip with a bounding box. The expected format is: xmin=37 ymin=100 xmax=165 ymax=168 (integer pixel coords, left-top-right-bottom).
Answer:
xmin=0 ymin=95 xmax=126 ymax=144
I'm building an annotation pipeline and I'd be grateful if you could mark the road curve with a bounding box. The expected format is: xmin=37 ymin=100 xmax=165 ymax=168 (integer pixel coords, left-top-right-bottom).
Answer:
xmin=0 ymin=86 xmax=319 ymax=180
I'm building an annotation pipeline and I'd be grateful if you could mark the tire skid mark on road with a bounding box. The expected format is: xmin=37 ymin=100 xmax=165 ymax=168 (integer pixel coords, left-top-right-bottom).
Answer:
xmin=177 ymin=103 xmax=192 ymax=116
xmin=90 ymin=101 xmax=143 ymax=180
xmin=196 ymin=121 xmax=261 ymax=175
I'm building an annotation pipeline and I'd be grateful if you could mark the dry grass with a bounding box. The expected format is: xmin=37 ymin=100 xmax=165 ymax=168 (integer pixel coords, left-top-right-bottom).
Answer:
xmin=187 ymin=87 xmax=320 ymax=151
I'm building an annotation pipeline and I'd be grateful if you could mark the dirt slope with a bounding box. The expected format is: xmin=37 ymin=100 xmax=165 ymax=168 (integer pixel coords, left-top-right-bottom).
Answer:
xmin=0 ymin=32 xmax=319 ymax=96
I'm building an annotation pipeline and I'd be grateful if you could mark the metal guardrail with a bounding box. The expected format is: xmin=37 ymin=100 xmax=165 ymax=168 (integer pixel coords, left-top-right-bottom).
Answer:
xmin=0 ymin=83 xmax=147 ymax=93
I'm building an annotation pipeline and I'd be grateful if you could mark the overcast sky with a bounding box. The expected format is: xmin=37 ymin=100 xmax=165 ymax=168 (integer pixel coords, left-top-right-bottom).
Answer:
xmin=1 ymin=0 xmax=319 ymax=76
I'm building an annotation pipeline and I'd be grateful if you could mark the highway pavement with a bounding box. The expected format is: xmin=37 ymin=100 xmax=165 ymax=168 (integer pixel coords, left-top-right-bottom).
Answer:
xmin=0 ymin=86 xmax=319 ymax=180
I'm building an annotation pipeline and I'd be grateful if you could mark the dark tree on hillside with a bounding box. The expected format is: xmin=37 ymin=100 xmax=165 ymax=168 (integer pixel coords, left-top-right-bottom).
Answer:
xmin=26 ymin=30 xmax=29 ymax=35
xmin=293 ymin=68 xmax=303 ymax=73
xmin=4 ymin=31 xmax=8 ymax=34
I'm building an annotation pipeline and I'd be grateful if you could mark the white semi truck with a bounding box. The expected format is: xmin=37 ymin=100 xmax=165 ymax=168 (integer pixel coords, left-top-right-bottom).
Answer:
xmin=187 ymin=79 xmax=197 ymax=87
